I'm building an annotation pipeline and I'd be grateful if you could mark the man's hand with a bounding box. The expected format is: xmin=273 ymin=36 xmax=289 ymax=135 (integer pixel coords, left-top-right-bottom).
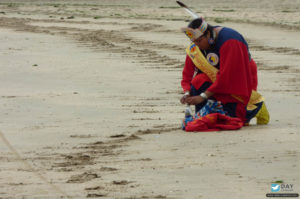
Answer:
xmin=185 ymin=96 xmax=205 ymax=105
xmin=180 ymin=92 xmax=190 ymax=104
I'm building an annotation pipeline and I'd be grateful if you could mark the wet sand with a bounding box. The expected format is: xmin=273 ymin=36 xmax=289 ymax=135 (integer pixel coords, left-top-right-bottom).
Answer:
xmin=0 ymin=1 xmax=300 ymax=198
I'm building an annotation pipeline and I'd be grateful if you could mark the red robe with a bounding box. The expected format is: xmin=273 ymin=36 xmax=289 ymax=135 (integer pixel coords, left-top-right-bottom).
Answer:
xmin=181 ymin=36 xmax=258 ymax=122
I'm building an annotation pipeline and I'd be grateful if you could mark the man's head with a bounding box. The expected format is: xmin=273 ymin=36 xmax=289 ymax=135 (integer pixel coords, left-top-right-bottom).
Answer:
xmin=181 ymin=18 xmax=212 ymax=50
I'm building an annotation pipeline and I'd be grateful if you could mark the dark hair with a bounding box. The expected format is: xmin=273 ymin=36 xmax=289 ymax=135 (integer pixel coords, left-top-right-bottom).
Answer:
xmin=188 ymin=18 xmax=214 ymax=38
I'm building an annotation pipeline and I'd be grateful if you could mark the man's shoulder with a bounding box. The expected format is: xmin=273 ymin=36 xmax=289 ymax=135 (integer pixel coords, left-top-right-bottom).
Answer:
xmin=217 ymin=27 xmax=247 ymax=47
xmin=219 ymin=27 xmax=242 ymax=41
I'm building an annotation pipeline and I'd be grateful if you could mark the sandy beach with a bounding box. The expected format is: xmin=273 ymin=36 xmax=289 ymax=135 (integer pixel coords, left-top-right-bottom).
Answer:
xmin=0 ymin=0 xmax=300 ymax=198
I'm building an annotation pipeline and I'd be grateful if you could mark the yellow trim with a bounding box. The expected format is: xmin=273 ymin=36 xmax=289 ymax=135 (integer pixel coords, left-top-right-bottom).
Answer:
xmin=186 ymin=43 xmax=264 ymax=110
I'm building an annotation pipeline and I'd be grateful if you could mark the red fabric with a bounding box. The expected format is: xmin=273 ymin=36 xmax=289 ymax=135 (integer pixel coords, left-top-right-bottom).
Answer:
xmin=181 ymin=56 xmax=212 ymax=91
xmin=250 ymin=59 xmax=258 ymax=91
xmin=185 ymin=113 xmax=243 ymax=132
xmin=181 ymin=45 xmax=257 ymax=94
xmin=181 ymin=55 xmax=195 ymax=92
xmin=207 ymin=40 xmax=253 ymax=102
xmin=191 ymin=73 xmax=211 ymax=90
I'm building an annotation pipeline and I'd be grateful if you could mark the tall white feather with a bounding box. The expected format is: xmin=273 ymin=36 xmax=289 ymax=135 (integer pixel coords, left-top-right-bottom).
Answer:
xmin=176 ymin=1 xmax=199 ymax=19
xmin=183 ymin=7 xmax=199 ymax=19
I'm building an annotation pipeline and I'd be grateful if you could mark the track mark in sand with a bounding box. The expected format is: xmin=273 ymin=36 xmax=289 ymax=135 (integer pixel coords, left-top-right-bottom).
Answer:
xmin=67 ymin=172 xmax=99 ymax=183
xmin=112 ymin=180 xmax=133 ymax=185
xmin=224 ymin=171 xmax=240 ymax=176
xmin=85 ymin=186 xmax=107 ymax=198
xmin=1 ymin=95 xmax=17 ymax=98
xmin=0 ymin=130 xmax=71 ymax=198
xmin=136 ymin=127 xmax=179 ymax=135
xmin=87 ymin=193 xmax=107 ymax=198
xmin=248 ymin=39 xmax=300 ymax=56
xmin=133 ymin=109 xmax=160 ymax=114
xmin=110 ymin=134 xmax=126 ymax=138
xmin=287 ymin=77 xmax=300 ymax=83
xmin=70 ymin=134 xmax=96 ymax=138
xmin=53 ymin=153 xmax=95 ymax=169
xmin=100 ymin=167 xmax=118 ymax=171
xmin=246 ymin=40 xmax=300 ymax=90
xmin=40 ymin=126 xmax=177 ymax=188
xmin=124 ymin=158 xmax=152 ymax=162
xmin=123 ymin=103 xmax=159 ymax=107
xmin=75 ymin=30 xmax=182 ymax=67
xmin=256 ymin=63 xmax=290 ymax=71
xmin=85 ymin=186 xmax=105 ymax=190
xmin=128 ymin=23 xmax=163 ymax=32
xmin=0 ymin=17 xmax=182 ymax=68
xmin=255 ymin=62 xmax=300 ymax=90
xmin=50 ymin=134 xmax=141 ymax=171
xmin=123 ymin=195 xmax=174 ymax=199
xmin=132 ymin=117 xmax=161 ymax=121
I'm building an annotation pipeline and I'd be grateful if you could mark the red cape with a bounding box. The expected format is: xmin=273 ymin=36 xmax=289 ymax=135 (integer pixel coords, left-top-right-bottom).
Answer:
xmin=185 ymin=113 xmax=243 ymax=132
